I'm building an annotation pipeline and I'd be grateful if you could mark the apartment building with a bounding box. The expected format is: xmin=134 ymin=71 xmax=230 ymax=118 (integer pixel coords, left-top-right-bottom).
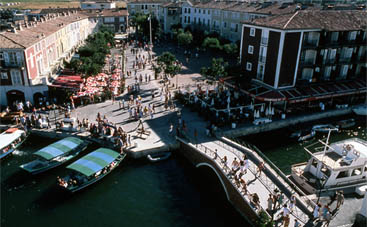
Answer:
xmin=81 ymin=1 xmax=117 ymax=10
xmin=159 ymin=2 xmax=182 ymax=33
xmin=81 ymin=9 xmax=129 ymax=33
xmin=236 ymin=10 xmax=366 ymax=106
xmin=127 ymin=0 xmax=165 ymax=18
xmin=0 ymin=12 xmax=97 ymax=106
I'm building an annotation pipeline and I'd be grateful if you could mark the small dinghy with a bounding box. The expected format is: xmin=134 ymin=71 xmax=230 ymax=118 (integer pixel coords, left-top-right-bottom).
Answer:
xmin=312 ymin=124 xmax=338 ymax=133
xmin=147 ymin=152 xmax=171 ymax=162
xmin=336 ymin=118 xmax=355 ymax=129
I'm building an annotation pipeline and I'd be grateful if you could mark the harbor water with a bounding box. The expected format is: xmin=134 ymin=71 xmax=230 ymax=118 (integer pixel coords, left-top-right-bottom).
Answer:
xmin=240 ymin=115 xmax=366 ymax=175
xmin=1 ymin=135 xmax=249 ymax=227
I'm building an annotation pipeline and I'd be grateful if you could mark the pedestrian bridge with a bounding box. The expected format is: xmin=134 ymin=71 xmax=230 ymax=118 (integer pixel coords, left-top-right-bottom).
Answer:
xmin=176 ymin=135 xmax=316 ymax=226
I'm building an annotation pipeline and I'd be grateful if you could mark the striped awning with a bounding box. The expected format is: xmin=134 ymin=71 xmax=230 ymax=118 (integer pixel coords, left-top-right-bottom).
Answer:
xmin=35 ymin=137 xmax=83 ymax=160
xmin=67 ymin=148 xmax=119 ymax=177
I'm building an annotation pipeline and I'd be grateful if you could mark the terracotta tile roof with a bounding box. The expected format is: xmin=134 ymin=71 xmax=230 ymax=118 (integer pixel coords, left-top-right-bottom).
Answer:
xmin=244 ymin=10 xmax=367 ymax=31
xmin=79 ymin=9 xmax=128 ymax=17
xmin=127 ymin=0 xmax=167 ymax=4
xmin=39 ymin=8 xmax=82 ymax=15
xmin=0 ymin=13 xmax=89 ymax=49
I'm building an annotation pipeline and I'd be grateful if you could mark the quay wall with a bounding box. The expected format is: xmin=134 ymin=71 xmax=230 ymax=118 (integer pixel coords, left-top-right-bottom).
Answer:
xmin=223 ymin=107 xmax=353 ymax=138
xmin=30 ymin=129 xmax=179 ymax=159
xmin=178 ymin=140 xmax=259 ymax=225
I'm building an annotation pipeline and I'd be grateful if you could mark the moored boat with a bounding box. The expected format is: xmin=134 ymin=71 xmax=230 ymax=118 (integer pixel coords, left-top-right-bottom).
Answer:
xmin=336 ymin=118 xmax=356 ymax=129
xmin=312 ymin=124 xmax=338 ymax=133
xmin=20 ymin=137 xmax=88 ymax=174
xmin=353 ymin=105 xmax=367 ymax=116
xmin=58 ymin=148 xmax=126 ymax=192
xmin=147 ymin=152 xmax=171 ymax=162
xmin=291 ymin=132 xmax=367 ymax=194
xmin=0 ymin=128 xmax=27 ymax=160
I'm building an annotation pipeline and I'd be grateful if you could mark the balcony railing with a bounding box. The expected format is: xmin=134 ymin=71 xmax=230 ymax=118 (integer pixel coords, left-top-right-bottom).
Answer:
xmin=260 ymin=38 xmax=268 ymax=46
xmin=339 ymin=57 xmax=351 ymax=63
xmin=258 ymin=56 xmax=266 ymax=63
xmin=303 ymin=38 xmax=318 ymax=47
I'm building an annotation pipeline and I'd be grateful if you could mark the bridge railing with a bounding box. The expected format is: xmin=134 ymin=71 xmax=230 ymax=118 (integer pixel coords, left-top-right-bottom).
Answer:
xmin=177 ymin=132 xmax=271 ymax=221
xmin=215 ymin=137 xmax=315 ymax=223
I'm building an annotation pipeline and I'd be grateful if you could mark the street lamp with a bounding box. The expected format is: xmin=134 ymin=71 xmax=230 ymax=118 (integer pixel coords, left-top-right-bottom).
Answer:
xmin=148 ymin=14 xmax=152 ymax=49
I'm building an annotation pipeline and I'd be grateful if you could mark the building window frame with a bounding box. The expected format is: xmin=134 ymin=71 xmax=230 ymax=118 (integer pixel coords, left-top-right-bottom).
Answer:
xmin=10 ymin=70 xmax=22 ymax=85
xmin=250 ymin=28 xmax=256 ymax=37
xmin=246 ymin=62 xmax=252 ymax=71
xmin=248 ymin=45 xmax=254 ymax=54
xmin=1 ymin=72 xmax=8 ymax=79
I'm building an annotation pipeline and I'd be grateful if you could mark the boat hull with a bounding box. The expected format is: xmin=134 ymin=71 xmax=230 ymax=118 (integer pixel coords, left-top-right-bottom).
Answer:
xmin=147 ymin=152 xmax=171 ymax=162
xmin=0 ymin=132 xmax=28 ymax=160
xmin=62 ymin=153 xmax=126 ymax=193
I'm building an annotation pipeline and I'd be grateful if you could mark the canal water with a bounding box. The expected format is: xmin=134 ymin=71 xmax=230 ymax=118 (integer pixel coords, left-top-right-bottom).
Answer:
xmin=1 ymin=135 xmax=249 ymax=227
xmin=240 ymin=115 xmax=366 ymax=175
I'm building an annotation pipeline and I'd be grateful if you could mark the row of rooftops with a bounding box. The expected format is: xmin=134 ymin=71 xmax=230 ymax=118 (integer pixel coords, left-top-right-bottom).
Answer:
xmin=246 ymin=10 xmax=367 ymax=31
xmin=0 ymin=12 xmax=86 ymax=49
xmin=0 ymin=8 xmax=129 ymax=49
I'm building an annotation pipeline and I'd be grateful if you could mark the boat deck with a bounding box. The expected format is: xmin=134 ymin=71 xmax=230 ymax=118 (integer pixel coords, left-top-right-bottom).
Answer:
xmin=314 ymin=152 xmax=344 ymax=168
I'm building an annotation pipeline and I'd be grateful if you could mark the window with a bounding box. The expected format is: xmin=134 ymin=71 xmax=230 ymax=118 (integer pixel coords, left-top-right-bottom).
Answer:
xmin=194 ymin=9 xmax=196 ymax=13
xmin=30 ymin=53 xmax=34 ymax=68
xmin=248 ymin=45 xmax=254 ymax=54
xmin=184 ymin=16 xmax=187 ymax=23
xmin=348 ymin=31 xmax=357 ymax=41
xmin=152 ymin=5 xmax=155 ymax=8
xmin=199 ymin=9 xmax=201 ymax=13
xmin=1 ymin=72 xmax=8 ymax=79
xmin=194 ymin=17 xmax=196 ymax=24
xmin=145 ymin=5 xmax=148 ymax=9
xmin=104 ymin=17 xmax=114 ymax=23
xmin=223 ymin=22 xmax=227 ymax=28
xmin=0 ymin=52 xmax=3 ymax=60
xmin=119 ymin=17 xmax=125 ymax=22
xmin=184 ymin=8 xmax=187 ymax=13
xmin=208 ymin=10 xmax=210 ymax=14
xmin=250 ymin=28 xmax=256 ymax=37
xmin=331 ymin=32 xmax=338 ymax=42
xmin=336 ymin=171 xmax=349 ymax=179
xmin=11 ymin=70 xmax=22 ymax=85
xmin=188 ymin=8 xmax=190 ymax=13
xmin=352 ymin=168 xmax=362 ymax=176
xmin=203 ymin=10 xmax=205 ymax=14
xmin=141 ymin=5 xmax=144 ymax=9
xmin=246 ymin=62 xmax=252 ymax=71
xmin=188 ymin=16 xmax=190 ymax=23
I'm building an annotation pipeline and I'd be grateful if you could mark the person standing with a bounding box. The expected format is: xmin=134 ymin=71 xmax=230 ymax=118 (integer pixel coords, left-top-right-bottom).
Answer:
xmin=336 ymin=191 xmax=344 ymax=209
xmin=282 ymin=204 xmax=290 ymax=227
xmin=267 ymin=193 xmax=273 ymax=213
xmin=255 ymin=161 xmax=265 ymax=178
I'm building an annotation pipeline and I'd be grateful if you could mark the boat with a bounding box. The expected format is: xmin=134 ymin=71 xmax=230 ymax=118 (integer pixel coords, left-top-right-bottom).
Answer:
xmin=58 ymin=148 xmax=126 ymax=192
xmin=312 ymin=124 xmax=338 ymax=133
xmin=19 ymin=137 xmax=88 ymax=174
xmin=298 ymin=130 xmax=316 ymax=142
xmin=147 ymin=152 xmax=171 ymax=162
xmin=336 ymin=118 xmax=356 ymax=129
xmin=353 ymin=105 xmax=367 ymax=116
xmin=0 ymin=128 xmax=27 ymax=160
xmin=291 ymin=131 xmax=367 ymax=194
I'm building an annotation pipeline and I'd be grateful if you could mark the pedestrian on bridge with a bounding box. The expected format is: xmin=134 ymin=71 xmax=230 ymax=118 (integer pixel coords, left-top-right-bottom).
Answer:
xmin=267 ymin=193 xmax=273 ymax=213
xmin=255 ymin=161 xmax=265 ymax=178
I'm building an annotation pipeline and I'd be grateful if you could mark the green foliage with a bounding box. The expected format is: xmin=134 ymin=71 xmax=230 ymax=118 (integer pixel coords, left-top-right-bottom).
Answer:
xmin=256 ymin=210 xmax=274 ymax=227
xmin=200 ymin=58 xmax=228 ymax=80
xmin=202 ymin=37 xmax=222 ymax=51
xmin=177 ymin=31 xmax=193 ymax=47
xmin=130 ymin=13 xmax=161 ymax=41
xmin=156 ymin=52 xmax=182 ymax=79
xmin=71 ymin=28 xmax=114 ymax=77
xmin=223 ymin=43 xmax=238 ymax=55
xmin=0 ymin=9 xmax=13 ymax=19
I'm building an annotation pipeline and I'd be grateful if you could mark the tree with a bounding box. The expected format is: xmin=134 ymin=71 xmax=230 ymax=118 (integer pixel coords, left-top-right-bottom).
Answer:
xmin=177 ymin=31 xmax=193 ymax=47
xmin=130 ymin=13 xmax=161 ymax=41
xmin=200 ymin=58 xmax=228 ymax=80
xmin=202 ymin=37 xmax=221 ymax=51
xmin=156 ymin=52 xmax=182 ymax=80
xmin=222 ymin=43 xmax=238 ymax=56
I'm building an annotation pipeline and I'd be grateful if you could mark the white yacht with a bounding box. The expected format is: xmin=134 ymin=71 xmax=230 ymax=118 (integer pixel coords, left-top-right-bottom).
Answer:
xmin=291 ymin=132 xmax=367 ymax=194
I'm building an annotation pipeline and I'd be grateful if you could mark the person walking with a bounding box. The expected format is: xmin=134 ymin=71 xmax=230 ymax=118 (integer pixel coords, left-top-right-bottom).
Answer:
xmin=267 ymin=193 xmax=273 ymax=214
xmin=255 ymin=161 xmax=265 ymax=178
xmin=336 ymin=191 xmax=344 ymax=209
xmin=282 ymin=204 xmax=290 ymax=227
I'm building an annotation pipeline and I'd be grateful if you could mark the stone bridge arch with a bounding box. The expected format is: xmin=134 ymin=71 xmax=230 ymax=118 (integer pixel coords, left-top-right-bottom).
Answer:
xmin=195 ymin=163 xmax=230 ymax=201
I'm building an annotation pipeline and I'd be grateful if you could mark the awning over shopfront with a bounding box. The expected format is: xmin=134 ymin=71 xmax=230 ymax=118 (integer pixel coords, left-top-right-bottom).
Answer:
xmin=49 ymin=74 xmax=83 ymax=89
xmin=222 ymin=78 xmax=366 ymax=103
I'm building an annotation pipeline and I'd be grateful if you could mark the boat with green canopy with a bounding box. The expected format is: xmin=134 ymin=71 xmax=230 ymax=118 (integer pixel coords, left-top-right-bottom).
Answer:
xmin=20 ymin=137 xmax=88 ymax=174
xmin=58 ymin=148 xmax=126 ymax=192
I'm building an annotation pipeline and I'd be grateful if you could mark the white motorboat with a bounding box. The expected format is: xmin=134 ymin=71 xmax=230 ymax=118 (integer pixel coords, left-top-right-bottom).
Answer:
xmin=353 ymin=105 xmax=367 ymax=116
xmin=147 ymin=152 xmax=171 ymax=162
xmin=0 ymin=128 xmax=27 ymax=160
xmin=312 ymin=124 xmax=338 ymax=133
xmin=291 ymin=130 xmax=367 ymax=194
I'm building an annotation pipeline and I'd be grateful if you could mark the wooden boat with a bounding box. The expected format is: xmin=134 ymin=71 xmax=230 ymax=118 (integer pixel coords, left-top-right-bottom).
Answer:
xmin=58 ymin=148 xmax=126 ymax=193
xmin=312 ymin=124 xmax=338 ymax=133
xmin=20 ymin=137 xmax=88 ymax=174
xmin=336 ymin=118 xmax=356 ymax=129
xmin=147 ymin=152 xmax=171 ymax=162
xmin=0 ymin=128 xmax=27 ymax=160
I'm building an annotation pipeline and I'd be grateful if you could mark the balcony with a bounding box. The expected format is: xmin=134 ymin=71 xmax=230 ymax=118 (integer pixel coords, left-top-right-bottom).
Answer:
xmin=2 ymin=62 xmax=24 ymax=69
xmin=303 ymin=38 xmax=318 ymax=48
xmin=259 ymin=56 xmax=266 ymax=63
xmin=260 ymin=37 xmax=268 ymax=46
